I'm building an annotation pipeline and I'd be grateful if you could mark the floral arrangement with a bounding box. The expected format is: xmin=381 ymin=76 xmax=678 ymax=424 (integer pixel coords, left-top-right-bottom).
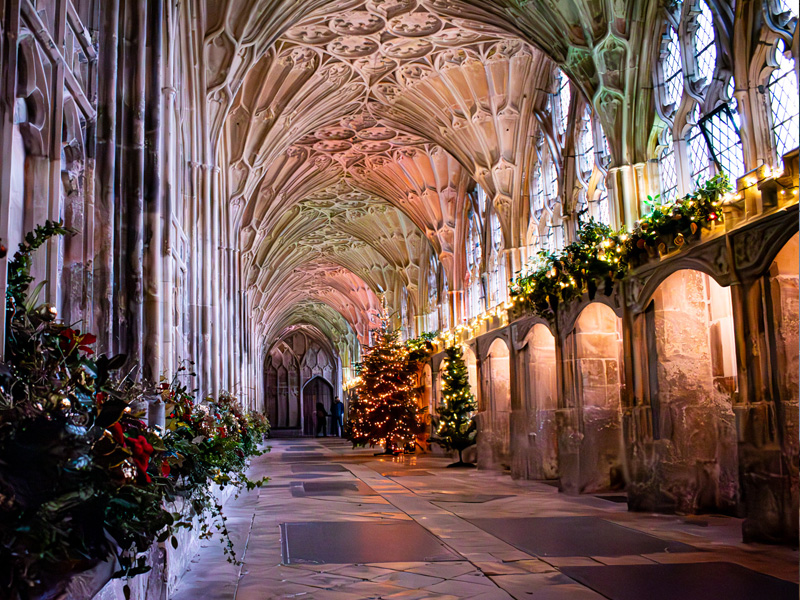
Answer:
xmin=0 ymin=223 xmax=269 ymax=599
xmin=510 ymin=175 xmax=730 ymax=318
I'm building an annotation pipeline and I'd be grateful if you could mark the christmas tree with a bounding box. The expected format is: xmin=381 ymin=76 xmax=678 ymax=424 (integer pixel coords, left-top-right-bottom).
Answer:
xmin=347 ymin=317 xmax=425 ymax=454
xmin=434 ymin=345 xmax=477 ymax=466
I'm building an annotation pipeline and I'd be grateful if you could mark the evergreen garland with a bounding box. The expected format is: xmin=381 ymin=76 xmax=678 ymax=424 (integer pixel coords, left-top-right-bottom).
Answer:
xmin=510 ymin=174 xmax=730 ymax=318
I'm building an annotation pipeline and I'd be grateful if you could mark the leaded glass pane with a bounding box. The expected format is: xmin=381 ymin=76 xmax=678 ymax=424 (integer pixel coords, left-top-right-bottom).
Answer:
xmin=578 ymin=105 xmax=595 ymax=178
xmin=659 ymin=128 xmax=678 ymax=201
xmin=694 ymin=2 xmax=717 ymax=89
xmin=688 ymin=124 xmax=712 ymax=184
xmin=531 ymin=164 xmax=544 ymax=212
xmin=546 ymin=158 xmax=558 ymax=204
xmin=699 ymin=104 xmax=745 ymax=180
xmin=555 ymin=68 xmax=571 ymax=137
xmin=597 ymin=122 xmax=611 ymax=169
xmin=773 ymin=0 xmax=798 ymax=18
xmin=769 ymin=48 xmax=800 ymax=162
xmin=663 ymin=24 xmax=684 ymax=110
xmin=595 ymin=183 xmax=610 ymax=225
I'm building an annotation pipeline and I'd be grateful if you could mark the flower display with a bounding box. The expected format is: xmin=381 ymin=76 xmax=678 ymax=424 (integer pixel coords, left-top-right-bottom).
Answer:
xmin=0 ymin=223 xmax=270 ymax=599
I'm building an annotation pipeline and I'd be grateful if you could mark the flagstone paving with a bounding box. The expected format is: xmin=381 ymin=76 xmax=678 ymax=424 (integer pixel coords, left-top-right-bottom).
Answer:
xmin=172 ymin=439 xmax=799 ymax=599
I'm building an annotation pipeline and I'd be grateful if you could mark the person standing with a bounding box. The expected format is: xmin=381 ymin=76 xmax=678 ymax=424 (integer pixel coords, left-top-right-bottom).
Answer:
xmin=331 ymin=397 xmax=345 ymax=437
xmin=315 ymin=402 xmax=329 ymax=437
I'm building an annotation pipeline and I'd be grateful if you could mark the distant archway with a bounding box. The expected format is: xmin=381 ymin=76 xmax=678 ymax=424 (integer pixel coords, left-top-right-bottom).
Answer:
xmin=302 ymin=376 xmax=334 ymax=436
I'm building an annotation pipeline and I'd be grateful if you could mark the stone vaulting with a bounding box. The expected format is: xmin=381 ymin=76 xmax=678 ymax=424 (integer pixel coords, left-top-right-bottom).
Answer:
xmin=0 ymin=0 xmax=798 ymax=597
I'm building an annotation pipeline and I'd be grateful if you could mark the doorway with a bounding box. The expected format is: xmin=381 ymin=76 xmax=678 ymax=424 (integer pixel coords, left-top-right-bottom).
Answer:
xmin=303 ymin=376 xmax=334 ymax=436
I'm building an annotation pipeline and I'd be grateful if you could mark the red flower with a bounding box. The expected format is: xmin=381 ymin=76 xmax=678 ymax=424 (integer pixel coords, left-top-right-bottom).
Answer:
xmin=217 ymin=426 xmax=227 ymax=439
xmin=128 ymin=435 xmax=154 ymax=483
xmin=108 ymin=422 xmax=126 ymax=446
xmin=59 ymin=328 xmax=97 ymax=355
xmin=161 ymin=460 xmax=171 ymax=477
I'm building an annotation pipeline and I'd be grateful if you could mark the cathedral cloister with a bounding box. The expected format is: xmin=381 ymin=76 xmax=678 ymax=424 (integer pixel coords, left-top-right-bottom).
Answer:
xmin=0 ymin=1 xmax=798 ymax=599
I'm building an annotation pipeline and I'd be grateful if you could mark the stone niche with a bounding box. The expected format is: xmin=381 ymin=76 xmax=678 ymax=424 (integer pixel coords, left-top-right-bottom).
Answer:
xmin=559 ymin=303 xmax=625 ymax=494
xmin=477 ymin=338 xmax=512 ymax=470
xmin=741 ymin=232 xmax=799 ymax=543
xmin=512 ymin=323 xmax=559 ymax=480
xmin=629 ymin=269 xmax=739 ymax=515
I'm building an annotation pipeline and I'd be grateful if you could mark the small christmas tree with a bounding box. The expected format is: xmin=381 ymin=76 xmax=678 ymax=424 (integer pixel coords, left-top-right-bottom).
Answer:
xmin=434 ymin=345 xmax=477 ymax=466
xmin=347 ymin=316 xmax=425 ymax=454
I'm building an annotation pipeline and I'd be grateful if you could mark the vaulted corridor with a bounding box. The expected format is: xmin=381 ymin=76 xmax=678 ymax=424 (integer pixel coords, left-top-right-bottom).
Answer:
xmin=172 ymin=440 xmax=798 ymax=600
xmin=1 ymin=0 xmax=798 ymax=598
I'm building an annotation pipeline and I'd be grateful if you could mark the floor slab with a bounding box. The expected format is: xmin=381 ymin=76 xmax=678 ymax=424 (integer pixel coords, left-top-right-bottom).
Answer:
xmin=280 ymin=521 xmax=463 ymax=565
xmin=561 ymin=562 xmax=799 ymax=600
xmin=468 ymin=516 xmax=696 ymax=557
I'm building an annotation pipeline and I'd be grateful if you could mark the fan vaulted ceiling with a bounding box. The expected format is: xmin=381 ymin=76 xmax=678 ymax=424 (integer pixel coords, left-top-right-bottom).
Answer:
xmin=205 ymin=0 xmax=650 ymax=351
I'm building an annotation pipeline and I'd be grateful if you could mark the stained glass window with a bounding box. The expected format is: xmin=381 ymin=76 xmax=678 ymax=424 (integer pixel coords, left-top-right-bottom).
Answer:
xmin=578 ymin=105 xmax=595 ymax=178
xmin=555 ymin=68 xmax=571 ymax=138
xmin=688 ymin=124 xmax=712 ymax=183
xmin=427 ymin=255 xmax=438 ymax=332
xmin=531 ymin=163 xmax=544 ymax=213
xmin=700 ymin=103 xmax=746 ymax=180
xmin=662 ymin=24 xmax=684 ymax=110
xmin=773 ymin=0 xmax=798 ymax=18
xmin=546 ymin=155 xmax=558 ymax=204
xmin=693 ymin=1 xmax=717 ymax=89
xmin=488 ymin=212 xmax=506 ymax=306
xmin=768 ymin=45 xmax=800 ymax=163
xmin=659 ymin=128 xmax=678 ymax=201
xmin=466 ymin=212 xmax=483 ymax=318
xmin=595 ymin=181 xmax=610 ymax=224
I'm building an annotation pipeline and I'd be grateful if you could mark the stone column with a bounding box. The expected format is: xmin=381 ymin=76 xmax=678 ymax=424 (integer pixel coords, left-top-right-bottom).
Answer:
xmin=143 ymin=0 xmax=164 ymax=383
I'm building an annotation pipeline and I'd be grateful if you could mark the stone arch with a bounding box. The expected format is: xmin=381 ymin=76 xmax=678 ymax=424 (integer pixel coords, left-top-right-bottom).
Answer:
xmin=477 ymin=337 xmax=512 ymax=469
xmin=513 ymin=323 xmax=559 ymax=480
xmin=634 ymin=268 xmax=739 ymax=514
xmin=302 ymin=375 xmax=335 ymax=436
xmin=264 ymin=342 xmax=301 ymax=431
xmin=561 ymin=302 xmax=625 ymax=494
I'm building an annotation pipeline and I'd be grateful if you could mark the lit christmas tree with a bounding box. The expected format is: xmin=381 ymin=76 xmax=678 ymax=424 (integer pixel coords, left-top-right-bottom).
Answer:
xmin=434 ymin=345 xmax=477 ymax=466
xmin=346 ymin=315 xmax=425 ymax=454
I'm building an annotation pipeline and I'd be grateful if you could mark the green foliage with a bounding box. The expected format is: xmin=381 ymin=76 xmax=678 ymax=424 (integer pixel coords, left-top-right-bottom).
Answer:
xmin=346 ymin=321 xmax=426 ymax=453
xmin=0 ymin=225 xmax=270 ymax=598
xmin=6 ymin=220 xmax=73 ymax=311
xmin=432 ymin=345 xmax=477 ymax=463
xmin=405 ymin=331 xmax=438 ymax=362
xmin=510 ymin=175 xmax=730 ymax=318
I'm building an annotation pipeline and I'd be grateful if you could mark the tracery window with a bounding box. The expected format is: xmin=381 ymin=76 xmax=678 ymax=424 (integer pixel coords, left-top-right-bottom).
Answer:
xmin=658 ymin=128 xmax=678 ymax=201
xmin=653 ymin=0 xmax=746 ymax=197
xmin=576 ymin=104 xmax=611 ymax=225
xmin=487 ymin=211 xmax=507 ymax=307
xmin=465 ymin=210 xmax=483 ymax=319
xmin=768 ymin=42 xmax=799 ymax=164
xmin=426 ymin=254 xmax=439 ymax=333
xmin=554 ymin=68 xmax=571 ymax=138
xmin=400 ymin=285 xmax=409 ymax=341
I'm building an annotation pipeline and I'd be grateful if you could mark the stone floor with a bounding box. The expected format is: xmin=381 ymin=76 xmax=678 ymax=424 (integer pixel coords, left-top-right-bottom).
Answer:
xmin=172 ymin=439 xmax=799 ymax=599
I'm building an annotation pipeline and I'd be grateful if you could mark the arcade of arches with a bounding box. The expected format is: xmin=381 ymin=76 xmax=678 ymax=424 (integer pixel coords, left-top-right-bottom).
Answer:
xmin=0 ymin=0 xmax=799 ymax=596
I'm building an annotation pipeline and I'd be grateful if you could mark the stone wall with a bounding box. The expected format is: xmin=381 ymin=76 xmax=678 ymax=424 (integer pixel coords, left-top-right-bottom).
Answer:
xmin=477 ymin=339 xmax=512 ymax=469
xmin=512 ymin=324 xmax=559 ymax=480
xmin=629 ymin=270 xmax=739 ymax=514
xmin=560 ymin=303 xmax=625 ymax=494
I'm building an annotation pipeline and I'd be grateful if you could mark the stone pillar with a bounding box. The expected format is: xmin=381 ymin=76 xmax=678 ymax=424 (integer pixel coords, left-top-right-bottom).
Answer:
xmin=414 ymin=314 xmax=425 ymax=337
xmin=448 ymin=290 xmax=463 ymax=328
xmin=143 ymin=0 xmax=164 ymax=383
